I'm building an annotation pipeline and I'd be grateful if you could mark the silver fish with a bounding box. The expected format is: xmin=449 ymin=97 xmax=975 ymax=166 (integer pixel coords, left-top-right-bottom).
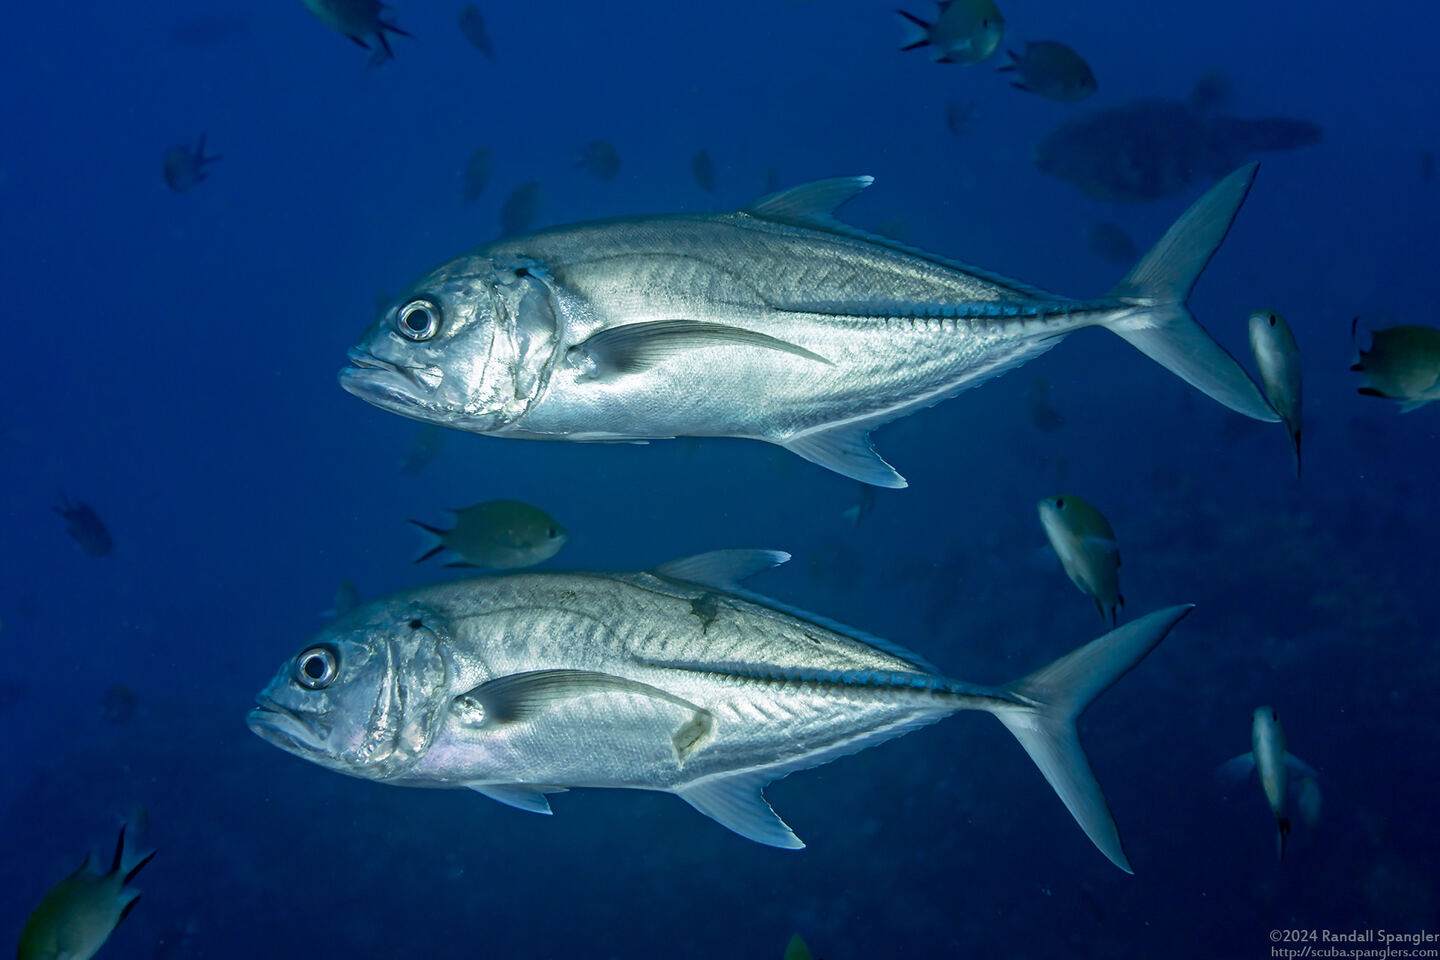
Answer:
xmin=340 ymin=168 xmax=1277 ymax=488
xmin=249 ymin=549 xmax=1192 ymax=871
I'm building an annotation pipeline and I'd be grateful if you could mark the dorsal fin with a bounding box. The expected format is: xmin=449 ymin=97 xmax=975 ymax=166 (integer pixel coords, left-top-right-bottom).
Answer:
xmin=747 ymin=177 xmax=874 ymax=231
xmin=652 ymin=549 xmax=790 ymax=591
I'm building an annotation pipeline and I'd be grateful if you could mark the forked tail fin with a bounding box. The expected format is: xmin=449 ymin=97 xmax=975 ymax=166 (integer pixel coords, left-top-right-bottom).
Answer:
xmin=988 ymin=606 xmax=1193 ymax=872
xmin=1103 ymin=164 xmax=1278 ymax=423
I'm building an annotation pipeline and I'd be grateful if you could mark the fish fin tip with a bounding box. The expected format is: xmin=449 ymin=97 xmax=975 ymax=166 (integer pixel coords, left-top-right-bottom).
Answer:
xmin=652 ymin=549 xmax=790 ymax=591
xmin=782 ymin=428 xmax=906 ymax=488
xmin=677 ymin=775 xmax=805 ymax=849
xmin=467 ymin=783 xmax=566 ymax=815
xmin=748 ymin=177 xmax=874 ymax=231
xmin=990 ymin=606 xmax=1192 ymax=872
xmin=1104 ymin=166 xmax=1277 ymax=423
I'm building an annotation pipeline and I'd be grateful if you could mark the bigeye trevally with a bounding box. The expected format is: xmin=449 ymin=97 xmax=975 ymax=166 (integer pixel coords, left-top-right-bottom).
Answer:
xmin=1247 ymin=309 xmax=1302 ymax=476
xmin=340 ymin=168 xmax=1278 ymax=487
xmin=249 ymin=550 xmax=1193 ymax=871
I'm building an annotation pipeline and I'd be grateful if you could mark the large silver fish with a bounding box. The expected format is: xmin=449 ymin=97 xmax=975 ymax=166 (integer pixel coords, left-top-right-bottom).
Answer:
xmin=249 ymin=549 xmax=1192 ymax=871
xmin=340 ymin=167 xmax=1278 ymax=488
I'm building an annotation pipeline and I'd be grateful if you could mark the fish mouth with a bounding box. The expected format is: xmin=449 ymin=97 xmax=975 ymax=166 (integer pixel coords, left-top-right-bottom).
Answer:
xmin=247 ymin=701 xmax=324 ymax=754
xmin=338 ymin=350 xmax=440 ymax=411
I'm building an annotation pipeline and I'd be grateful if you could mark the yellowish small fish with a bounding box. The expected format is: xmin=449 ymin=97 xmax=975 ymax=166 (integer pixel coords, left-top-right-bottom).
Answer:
xmin=1038 ymin=495 xmax=1122 ymax=626
xmin=1248 ymin=309 xmax=1302 ymax=476
xmin=411 ymin=500 xmax=568 ymax=569
xmin=300 ymin=0 xmax=410 ymax=64
xmin=1296 ymin=776 xmax=1322 ymax=831
xmin=1351 ymin=318 xmax=1440 ymax=412
xmin=18 ymin=827 xmax=155 ymax=960
xmin=895 ymin=0 xmax=1004 ymax=65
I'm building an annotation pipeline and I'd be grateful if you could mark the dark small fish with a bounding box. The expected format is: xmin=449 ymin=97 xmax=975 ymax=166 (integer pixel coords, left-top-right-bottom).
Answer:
xmin=461 ymin=147 xmax=491 ymax=204
xmin=457 ymin=4 xmax=495 ymax=60
xmin=1422 ymin=150 xmax=1435 ymax=182
xmin=56 ymin=495 xmax=113 ymax=557
xmin=876 ymin=218 xmax=909 ymax=242
xmin=300 ymin=0 xmax=411 ymax=65
xmin=1084 ymin=222 xmax=1137 ymax=264
xmin=998 ymin=41 xmax=1096 ymax=102
xmin=576 ymin=140 xmax=621 ymax=181
xmin=168 ymin=16 xmax=248 ymax=47
xmin=162 ymin=135 xmax=219 ymax=194
xmin=101 ymin=684 xmax=138 ymax=724
xmin=499 ymin=181 xmax=542 ymax=236
xmin=1027 ymin=376 xmax=1064 ymax=432
xmin=944 ymin=98 xmax=978 ymax=135
xmin=1351 ymin=318 xmax=1440 ymax=411
xmin=692 ymin=149 xmax=717 ymax=193
xmin=400 ymin=424 xmax=446 ymax=473
xmin=841 ymin=483 xmax=877 ymax=525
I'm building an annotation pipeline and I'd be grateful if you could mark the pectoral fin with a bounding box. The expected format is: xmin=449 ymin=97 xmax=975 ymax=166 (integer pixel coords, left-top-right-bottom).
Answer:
xmin=653 ymin=549 xmax=790 ymax=590
xmin=676 ymin=772 xmax=805 ymax=849
xmin=466 ymin=783 xmax=568 ymax=815
xmin=460 ymin=671 xmax=715 ymax=759
xmin=568 ymin=320 xmax=831 ymax=380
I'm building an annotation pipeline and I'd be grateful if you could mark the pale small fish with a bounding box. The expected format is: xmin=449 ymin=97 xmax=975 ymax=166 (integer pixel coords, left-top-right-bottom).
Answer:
xmin=1085 ymin=222 xmax=1138 ymax=265
xmin=339 ymin=168 xmax=1279 ymax=488
xmin=411 ymin=500 xmax=567 ymax=569
xmin=300 ymin=0 xmax=410 ymax=64
xmin=1217 ymin=706 xmax=1316 ymax=861
xmin=576 ymin=140 xmax=621 ymax=181
xmin=1351 ymin=318 xmax=1440 ymax=412
xmin=895 ymin=0 xmax=1005 ymax=65
xmin=457 ymin=4 xmax=495 ymax=60
xmin=499 ymin=181 xmax=541 ymax=237
xmin=162 ymin=135 xmax=218 ymax=194
xmin=56 ymin=494 xmax=113 ymax=558
xmin=249 ymin=549 xmax=1194 ymax=871
xmin=693 ymin=149 xmax=717 ymax=193
xmin=18 ymin=827 xmax=155 ymax=960
xmin=1038 ymin=495 xmax=1122 ymax=626
xmin=997 ymin=41 xmax=1096 ymax=102
xmin=1248 ymin=309 xmax=1301 ymax=476
xmin=461 ymin=148 xmax=491 ymax=204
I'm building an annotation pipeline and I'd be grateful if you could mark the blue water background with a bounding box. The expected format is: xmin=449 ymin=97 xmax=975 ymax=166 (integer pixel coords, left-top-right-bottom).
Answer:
xmin=1 ymin=0 xmax=1436 ymax=955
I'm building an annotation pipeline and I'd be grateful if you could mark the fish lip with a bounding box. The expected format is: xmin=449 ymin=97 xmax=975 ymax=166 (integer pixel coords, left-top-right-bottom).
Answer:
xmin=247 ymin=701 xmax=321 ymax=752
xmin=338 ymin=356 xmax=435 ymax=410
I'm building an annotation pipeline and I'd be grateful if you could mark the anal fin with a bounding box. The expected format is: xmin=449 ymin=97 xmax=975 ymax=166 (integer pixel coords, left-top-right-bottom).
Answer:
xmin=467 ymin=783 xmax=568 ymax=815
xmin=676 ymin=772 xmax=804 ymax=849
xmin=782 ymin=425 xmax=907 ymax=489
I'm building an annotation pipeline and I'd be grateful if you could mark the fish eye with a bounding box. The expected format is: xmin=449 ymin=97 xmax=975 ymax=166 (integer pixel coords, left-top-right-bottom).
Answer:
xmin=397 ymin=299 xmax=441 ymax=342
xmin=1268 ymin=314 xmax=1277 ymax=327
xmin=1055 ymin=497 xmax=1066 ymax=509
xmin=295 ymin=645 xmax=339 ymax=690
xmin=547 ymin=527 xmax=559 ymax=538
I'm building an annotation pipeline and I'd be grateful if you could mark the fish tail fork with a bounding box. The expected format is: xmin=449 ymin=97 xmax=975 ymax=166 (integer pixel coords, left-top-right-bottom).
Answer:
xmin=986 ymin=605 xmax=1193 ymax=873
xmin=1102 ymin=164 xmax=1279 ymax=423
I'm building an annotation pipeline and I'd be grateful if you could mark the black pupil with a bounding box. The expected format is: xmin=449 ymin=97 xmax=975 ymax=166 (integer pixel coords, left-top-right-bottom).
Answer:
xmin=404 ymin=308 xmax=431 ymax=332
xmin=303 ymin=655 xmax=327 ymax=680
xmin=1055 ymin=498 xmax=1065 ymax=509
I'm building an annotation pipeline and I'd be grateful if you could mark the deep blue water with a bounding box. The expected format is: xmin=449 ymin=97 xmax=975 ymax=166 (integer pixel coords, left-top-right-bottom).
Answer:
xmin=3 ymin=0 xmax=1437 ymax=956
